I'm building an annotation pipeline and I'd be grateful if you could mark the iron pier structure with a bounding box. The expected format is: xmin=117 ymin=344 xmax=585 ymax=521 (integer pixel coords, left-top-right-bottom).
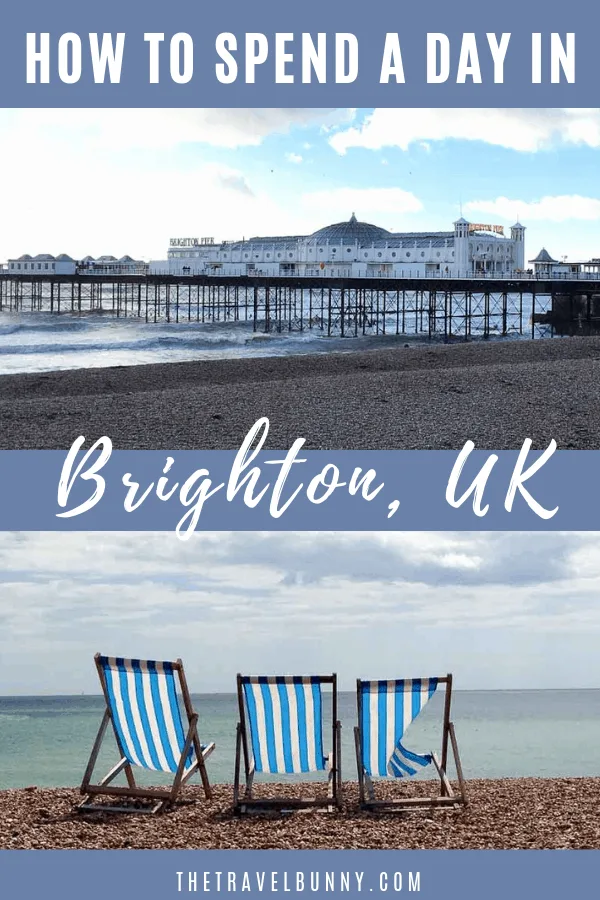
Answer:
xmin=1 ymin=273 xmax=599 ymax=340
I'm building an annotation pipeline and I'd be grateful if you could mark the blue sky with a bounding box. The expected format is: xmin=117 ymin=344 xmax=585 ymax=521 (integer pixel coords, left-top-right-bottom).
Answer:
xmin=1 ymin=108 xmax=599 ymax=262
xmin=1 ymin=531 xmax=600 ymax=694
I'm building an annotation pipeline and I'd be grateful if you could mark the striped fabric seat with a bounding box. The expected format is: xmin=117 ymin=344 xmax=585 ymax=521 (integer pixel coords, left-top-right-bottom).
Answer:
xmin=359 ymin=678 xmax=438 ymax=778
xmin=241 ymin=676 xmax=327 ymax=774
xmin=98 ymin=656 xmax=193 ymax=774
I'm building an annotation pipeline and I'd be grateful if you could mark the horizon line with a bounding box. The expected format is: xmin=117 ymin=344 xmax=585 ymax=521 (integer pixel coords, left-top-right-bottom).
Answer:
xmin=2 ymin=686 xmax=600 ymax=700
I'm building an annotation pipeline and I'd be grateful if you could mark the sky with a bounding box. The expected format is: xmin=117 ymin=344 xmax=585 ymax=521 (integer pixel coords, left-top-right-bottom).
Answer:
xmin=1 ymin=107 xmax=600 ymax=263
xmin=2 ymin=530 xmax=600 ymax=695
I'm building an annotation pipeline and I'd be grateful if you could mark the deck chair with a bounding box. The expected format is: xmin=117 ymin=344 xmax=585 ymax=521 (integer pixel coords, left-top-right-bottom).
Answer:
xmin=78 ymin=654 xmax=215 ymax=814
xmin=234 ymin=674 xmax=342 ymax=814
xmin=354 ymin=673 xmax=467 ymax=811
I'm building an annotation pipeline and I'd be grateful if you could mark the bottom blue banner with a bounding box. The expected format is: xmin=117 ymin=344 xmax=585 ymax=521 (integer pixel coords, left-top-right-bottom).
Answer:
xmin=0 ymin=849 xmax=596 ymax=898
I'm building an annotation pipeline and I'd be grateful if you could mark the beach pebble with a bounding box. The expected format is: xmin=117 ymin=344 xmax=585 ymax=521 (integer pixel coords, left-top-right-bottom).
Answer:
xmin=1 ymin=336 xmax=600 ymax=450
xmin=1 ymin=779 xmax=599 ymax=850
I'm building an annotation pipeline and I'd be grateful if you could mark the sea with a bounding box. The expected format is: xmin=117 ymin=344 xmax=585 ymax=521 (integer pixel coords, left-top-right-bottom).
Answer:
xmin=1 ymin=690 xmax=598 ymax=790
xmin=0 ymin=306 xmax=549 ymax=376
xmin=0 ymin=314 xmax=350 ymax=375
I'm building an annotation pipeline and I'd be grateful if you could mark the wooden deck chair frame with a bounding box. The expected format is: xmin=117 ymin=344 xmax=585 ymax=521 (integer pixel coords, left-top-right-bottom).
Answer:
xmin=354 ymin=673 xmax=467 ymax=812
xmin=233 ymin=673 xmax=342 ymax=814
xmin=78 ymin=653 xmax=215 ymax=814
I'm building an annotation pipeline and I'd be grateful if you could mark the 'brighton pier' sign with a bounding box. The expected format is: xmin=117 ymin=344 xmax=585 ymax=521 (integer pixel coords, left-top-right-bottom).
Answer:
xmin=170 ymin=238 xmax=199 ymax=248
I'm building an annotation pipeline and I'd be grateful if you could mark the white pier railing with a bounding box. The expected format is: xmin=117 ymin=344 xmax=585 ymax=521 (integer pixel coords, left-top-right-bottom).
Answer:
xmin=154 ymin=267 xmax=600 ymax=282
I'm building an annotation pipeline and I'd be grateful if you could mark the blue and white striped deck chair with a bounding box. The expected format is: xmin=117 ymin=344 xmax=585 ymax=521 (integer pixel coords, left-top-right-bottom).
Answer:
xmin=234 ymin=674 xmax=342 ymax=813
xmin=355 ymin=674 xmax=467 ymax=810
xmin=79 ymin=654 xmax=215 ymax=814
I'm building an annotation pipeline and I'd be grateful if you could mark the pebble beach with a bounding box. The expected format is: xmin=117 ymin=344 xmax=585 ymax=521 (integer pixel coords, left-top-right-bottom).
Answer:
xmin=1 ymin=336 xmax=599 ymax=450
xmin=1 ymin=779 xmax=599 ymax=850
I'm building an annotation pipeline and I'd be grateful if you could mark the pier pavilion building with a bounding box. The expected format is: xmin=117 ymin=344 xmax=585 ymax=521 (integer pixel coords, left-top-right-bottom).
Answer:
xmin=165 ymin=215 xmax=526 ymax=279
xmin=7 ymin=254 xmax=148 ymax=276
xmin=529 ymin=248 xmax=600 ymax=279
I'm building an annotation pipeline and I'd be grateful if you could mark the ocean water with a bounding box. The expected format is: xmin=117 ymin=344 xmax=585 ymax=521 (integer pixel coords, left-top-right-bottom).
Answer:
xmin=0 ymin=303 xmax=547 ymax=376
xmin=0 ymin=314 xmax=356 ymax=375
xmin=1 ymin=690 xmax=598 ymax=790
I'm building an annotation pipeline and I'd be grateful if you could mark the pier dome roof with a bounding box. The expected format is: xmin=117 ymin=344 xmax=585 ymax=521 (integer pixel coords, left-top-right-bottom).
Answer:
xmin=309 ymin=213 xmax=392 ymax=244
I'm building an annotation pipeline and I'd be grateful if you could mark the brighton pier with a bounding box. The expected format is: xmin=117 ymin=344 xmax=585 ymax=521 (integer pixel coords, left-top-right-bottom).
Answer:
xmin=0 ymin=270 xmax=598 ymax=340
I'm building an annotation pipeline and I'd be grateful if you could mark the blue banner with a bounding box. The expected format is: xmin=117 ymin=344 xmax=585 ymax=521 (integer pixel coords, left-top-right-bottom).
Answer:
xmin=0 ymin=440 xmax=596 ymax=531
xmin=1 ymin=849 xmax=598 ymax=898
xmin=0 ymin=0 xmax=591 ymax=107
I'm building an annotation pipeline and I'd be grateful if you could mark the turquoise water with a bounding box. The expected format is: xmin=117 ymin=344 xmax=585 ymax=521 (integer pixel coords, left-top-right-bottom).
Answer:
xmin=1 ymin=690 xmax=598 ymax=790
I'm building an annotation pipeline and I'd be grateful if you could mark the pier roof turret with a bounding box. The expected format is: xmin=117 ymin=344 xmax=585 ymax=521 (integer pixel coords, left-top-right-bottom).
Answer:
xmin=530 ymin=248 xmax=557 ymax=263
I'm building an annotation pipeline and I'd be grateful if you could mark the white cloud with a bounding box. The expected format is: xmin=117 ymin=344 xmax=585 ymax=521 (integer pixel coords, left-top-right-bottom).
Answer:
xmin=286 ymin=152 xmax=303 ymax=164
xmin=0 ymin=108 xmax=431 ymax=258
xmin=0 ymin=108 xmax=360 ymax=259
xmin=466 ymin=194 xmax=600 ymax=222
xmin=2 ymin=532 xmax=600 ymax=693
xmin=0 ymin=132 xmax=423 ymax=256
xmin=330 ymin=108 xmax=600 ymax=155
xmin=0 ymin=150 xmax=272 ymax=259
xmin=5 ymin=108 xmax=351 ymax=151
